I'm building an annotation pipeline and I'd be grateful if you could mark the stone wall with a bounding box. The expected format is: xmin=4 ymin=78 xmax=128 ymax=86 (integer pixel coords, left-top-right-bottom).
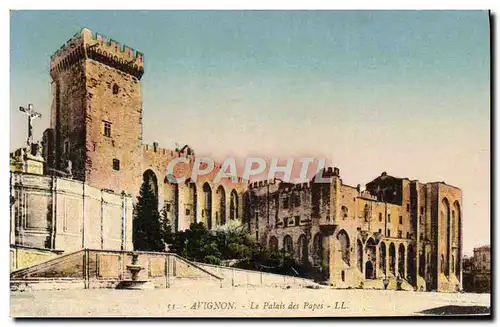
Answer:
xmin=11 ymin=249 xmax=224 ymax=290
xmin=10 ymin=245 xmax=63 ymax=271
xmin=10 ymin=172 xmax=133 ymax=252
xmin=196 ymin=262 xmax=318 ymax=288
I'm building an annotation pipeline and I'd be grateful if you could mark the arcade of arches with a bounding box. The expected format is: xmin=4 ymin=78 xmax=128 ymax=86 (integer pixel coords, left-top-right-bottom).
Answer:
xmin=142 ymin=170 xmax=243 ymax=232
xmin=136 ymin=168 xmax=463 ymax=292
xmin=248 ymin=174 xmax=463 ymax=292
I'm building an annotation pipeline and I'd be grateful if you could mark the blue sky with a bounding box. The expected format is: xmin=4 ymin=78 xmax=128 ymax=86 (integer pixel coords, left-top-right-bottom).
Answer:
xmin=10 ymin=11 xmax=490 ymax=253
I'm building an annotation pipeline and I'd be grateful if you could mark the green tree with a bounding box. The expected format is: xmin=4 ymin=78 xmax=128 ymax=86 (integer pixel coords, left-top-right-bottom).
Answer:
xmin=165 ymin=221 xmax=307 ymax=278
xmin=132 ymin=182 xmax=164 ymax=251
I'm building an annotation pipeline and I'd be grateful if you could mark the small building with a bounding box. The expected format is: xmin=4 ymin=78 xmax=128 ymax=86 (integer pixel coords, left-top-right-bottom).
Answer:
xmin=463 ymin=245 xmax=491 ymax=293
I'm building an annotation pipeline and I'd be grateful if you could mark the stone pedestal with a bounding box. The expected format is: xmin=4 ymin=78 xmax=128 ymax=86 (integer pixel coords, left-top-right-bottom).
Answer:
xmin=24 ymin=154 xmax=45 ymax=175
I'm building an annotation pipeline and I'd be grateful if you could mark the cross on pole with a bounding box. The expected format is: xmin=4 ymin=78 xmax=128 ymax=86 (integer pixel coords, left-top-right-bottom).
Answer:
xmin=19 ymin=103 xmax=41 ymax=147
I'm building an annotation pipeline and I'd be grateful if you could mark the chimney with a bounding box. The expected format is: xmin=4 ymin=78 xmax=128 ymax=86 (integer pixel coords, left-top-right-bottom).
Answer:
xmin=153 ymin=142 xmax=158 ymax=152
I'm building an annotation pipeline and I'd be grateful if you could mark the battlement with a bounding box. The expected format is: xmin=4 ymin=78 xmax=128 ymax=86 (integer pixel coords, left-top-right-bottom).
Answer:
xmin=280 ymin=182 xmax=311 ymax=193
xmin=248 ymin=179 xmax=312 ymax=192
xmin=358 ymin=190 xmax=378 ymax=201
xmin=143 ymin=143 xmax=177 ymax=157
xmin=50 ymin=28 xmax=144 ymax=80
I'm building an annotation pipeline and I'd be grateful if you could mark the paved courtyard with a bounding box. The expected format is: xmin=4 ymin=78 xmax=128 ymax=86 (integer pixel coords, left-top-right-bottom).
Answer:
xmin=10 ymin=286 xmax=490 ymax=317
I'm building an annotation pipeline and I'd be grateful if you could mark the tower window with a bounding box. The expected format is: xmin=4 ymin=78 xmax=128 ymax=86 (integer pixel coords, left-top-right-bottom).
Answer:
xmin=379 ymin=213 xmax=382 ymax=222
xmin=112 ymin=159 xmax=120 ymax=171
xmin=103 ymin=121 xmax=112 ymax=137
xmin=112 ymin=84 xmax=119 ymax=94
xmin=399 ymin=216 xmax=403 ymax=224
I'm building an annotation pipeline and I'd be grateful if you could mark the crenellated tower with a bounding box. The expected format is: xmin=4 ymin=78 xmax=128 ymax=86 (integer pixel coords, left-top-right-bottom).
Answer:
xmin=48 ymin=28 xmax=144 ymax=193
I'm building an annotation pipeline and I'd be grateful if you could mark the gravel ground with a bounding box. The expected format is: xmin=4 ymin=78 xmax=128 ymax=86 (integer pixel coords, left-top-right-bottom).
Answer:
xmin=10 ymin=286 xmax=491 ymax=318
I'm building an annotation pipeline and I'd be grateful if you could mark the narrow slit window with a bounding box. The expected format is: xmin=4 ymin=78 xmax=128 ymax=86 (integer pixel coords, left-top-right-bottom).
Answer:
xmin=113 ymin=159 xmax=120 ymax=171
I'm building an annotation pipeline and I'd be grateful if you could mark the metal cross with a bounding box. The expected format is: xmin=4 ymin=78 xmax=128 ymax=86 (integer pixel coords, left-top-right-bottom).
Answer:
xmin=19 ymin=103 xmax=42 ymax=147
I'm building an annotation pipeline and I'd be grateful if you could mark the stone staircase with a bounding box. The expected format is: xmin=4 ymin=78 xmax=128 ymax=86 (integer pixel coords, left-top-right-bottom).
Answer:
xmin=10 ymin=249 xmax=322 ymax=291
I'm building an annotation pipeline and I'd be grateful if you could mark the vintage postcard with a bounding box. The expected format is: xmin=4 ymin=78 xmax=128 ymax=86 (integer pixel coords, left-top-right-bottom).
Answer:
xmin=8 ymin=10 xmax=491 ymax=318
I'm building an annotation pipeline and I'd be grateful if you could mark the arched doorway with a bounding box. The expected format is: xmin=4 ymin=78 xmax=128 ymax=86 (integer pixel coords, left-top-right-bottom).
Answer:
xmin=298 ymin=234 xmax=308 ymax=263
xmin=202 ymin=183 xmax=212 ymax=229
xmin=366 ymin=237 xmax=377 ymax=277
xmin=398 ymin=243 xmax=405 ymax=278
xmin=216 ymin=185 xmax=226 ymax=226
xmin=365 ymin=261 xmax=375 ymax=279
xmin=313 ymin=233 xmax=323 ymax=266
xmin=389 ymin=243 xmax=396 ymax=276
xmin=379 ymin=242 xmax=387 ymax=276
xmin=337 ymin=230 xmax=350 ymax=266
xmin=407 ymin=244 xmax=416 ymax=285
xmin=419 ymin=251 xmax=425 ymax=278
xmin=357 ymin=239 xmax=363 ymax=273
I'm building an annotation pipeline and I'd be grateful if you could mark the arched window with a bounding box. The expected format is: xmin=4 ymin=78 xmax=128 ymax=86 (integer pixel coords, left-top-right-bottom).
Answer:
xmin=357 ymin=239 xmax=363 ymax=273
xmin=269 ymin=236 xmax=278 ymax=252
xmin=229 ymin=190 xmax=239 ymax=220
xmin=442 ymin=198 xmax=450 ymax=277
xmin=364 ymin=204 xmax=370 ymax=222
xmin=283 ymin=235 xmax=293 ymax=254
xmin=203 ymin=183 xmax=212 ymax=229
xmin=398 ymin=243 xmax=405 ymax=278
xmin=337 ymin=230 xmax=350 ymax=265
xmin=379 ymin=242 xmax=387 ymax=272
xmin=341 ymin=206 xmax=348 ymax=220
xmin=216 ymin=185 xmax=226 ymax=226
xmin=313 ymin=233 xmax=323 ymax=265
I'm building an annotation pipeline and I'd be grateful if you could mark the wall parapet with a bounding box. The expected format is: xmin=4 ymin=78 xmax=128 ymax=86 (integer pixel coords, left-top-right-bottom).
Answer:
xmin=10 ymin=172 xmax=133 ymax=252
xmin=50 ymin=28 xmax=144 ymax=80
